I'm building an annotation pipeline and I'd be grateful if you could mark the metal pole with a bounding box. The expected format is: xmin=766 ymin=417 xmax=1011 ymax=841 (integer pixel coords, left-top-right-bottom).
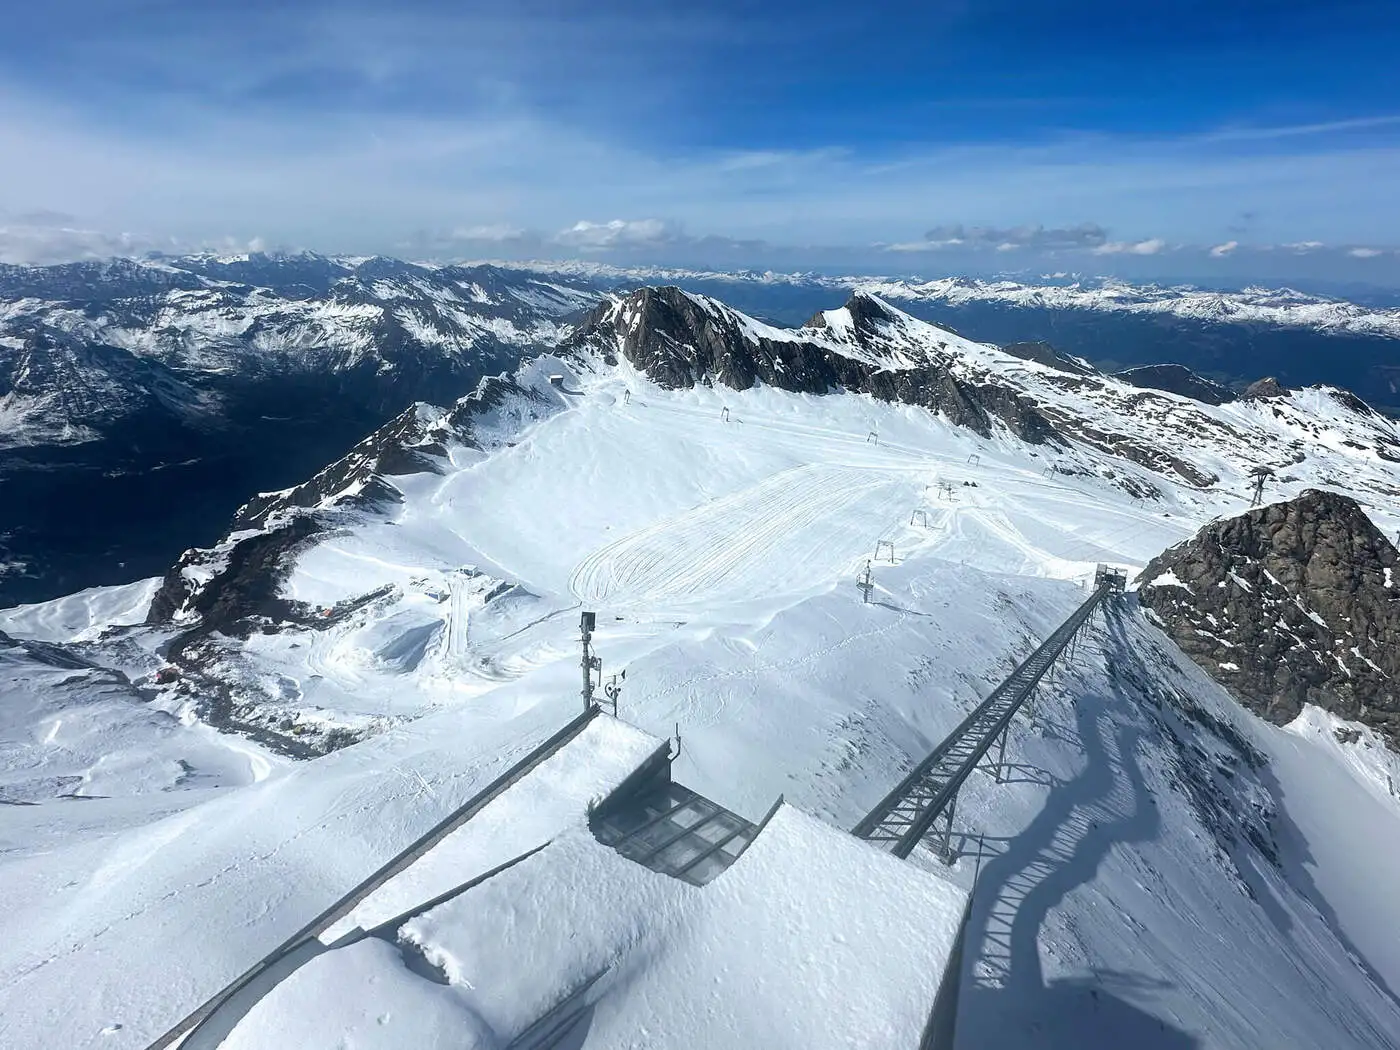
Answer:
xmin=938 ymin=792 xmax=958 ymax=864
xmin=993 ymin=725 xmax=1009 ymax=783
xmin=580 ymin=611 xmax=596 ymax=711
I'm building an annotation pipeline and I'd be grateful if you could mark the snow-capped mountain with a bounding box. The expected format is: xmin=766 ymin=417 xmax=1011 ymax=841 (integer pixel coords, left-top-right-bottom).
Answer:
xmin=0 ymin=252 xmax=598 ymax=448
xmin=855 ymin=275 xmax=1400 ymax=338
xmin=0 ymin=253 xmax=603 ymax=605
xmin=3 ymin=285 xmax=1400 ymax=1049
xmin=109 ymin=285 xmax=1400 ymax=759
xmin=8 ymin=252 xmax=1400 ymax=609
xmin=508 ymin=263 xmax=1400 ymax=415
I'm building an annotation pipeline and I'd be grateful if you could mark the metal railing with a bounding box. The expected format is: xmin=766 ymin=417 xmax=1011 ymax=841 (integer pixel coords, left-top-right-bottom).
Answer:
xmin=148 ymin=705 xmax=603 ymax=1050
xmin=853 ymin=570 xmax=1123 ymax=861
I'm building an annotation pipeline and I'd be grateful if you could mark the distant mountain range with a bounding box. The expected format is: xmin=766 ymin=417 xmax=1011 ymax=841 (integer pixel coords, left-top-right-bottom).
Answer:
xmin=4 ymin=251 xmax=1400 ymax=604
xmin=0 ymin=253 xmax=597 ymax=603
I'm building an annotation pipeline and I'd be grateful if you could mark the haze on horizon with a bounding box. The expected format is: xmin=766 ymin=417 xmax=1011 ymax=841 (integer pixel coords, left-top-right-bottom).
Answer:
xmin=2 ymin=0 xmax=1398 ymax=287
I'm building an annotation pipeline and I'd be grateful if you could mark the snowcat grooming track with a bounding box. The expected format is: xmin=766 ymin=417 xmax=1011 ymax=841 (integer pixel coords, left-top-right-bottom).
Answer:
xmin=853 ymin=571 xmax=1123 ymax=861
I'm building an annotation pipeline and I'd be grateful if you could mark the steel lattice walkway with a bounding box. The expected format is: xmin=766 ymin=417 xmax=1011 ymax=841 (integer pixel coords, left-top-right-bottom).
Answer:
xmin=853 ymin=566 xmax=1126 ymax=861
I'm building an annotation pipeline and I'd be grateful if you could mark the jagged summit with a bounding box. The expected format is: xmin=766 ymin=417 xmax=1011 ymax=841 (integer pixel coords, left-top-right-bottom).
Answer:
xmin=1244 ymin=376 xmax=1289 ymax=399
xmin=803 ymin=290 xmax=904 ymax=333
xmin=562 ymin=285 xmax=1057 ymax=443
xmin=562 ymin=286 xmax=1400 ymax=491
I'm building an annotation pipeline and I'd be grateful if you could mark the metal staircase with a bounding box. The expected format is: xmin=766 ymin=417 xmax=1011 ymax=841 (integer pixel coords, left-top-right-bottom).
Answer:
xmin=853 ymin=566 xmax=1126 ymax=861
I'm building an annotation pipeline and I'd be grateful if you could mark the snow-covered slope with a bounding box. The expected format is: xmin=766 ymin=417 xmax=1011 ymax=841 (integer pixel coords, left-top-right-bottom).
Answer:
xmin=2 ymin=287 xmax=1400 ymax=1048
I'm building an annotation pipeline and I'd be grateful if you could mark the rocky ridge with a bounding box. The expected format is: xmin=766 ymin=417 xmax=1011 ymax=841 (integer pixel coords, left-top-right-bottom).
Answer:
xmin=562 ymin=287 xmax=1400 ymax=495
xmin=1138 ymin=489 xmax=1400 ymax=743
xmin=562 ymin=286 xmax=1061 ymax=444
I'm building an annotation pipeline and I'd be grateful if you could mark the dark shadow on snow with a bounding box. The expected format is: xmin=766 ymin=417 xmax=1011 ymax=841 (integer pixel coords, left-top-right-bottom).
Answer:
xmin=953 ymin=612 xmax=1199 ymax=1049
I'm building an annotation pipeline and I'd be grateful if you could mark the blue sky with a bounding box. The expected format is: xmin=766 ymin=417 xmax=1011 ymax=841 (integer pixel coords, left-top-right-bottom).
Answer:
xmin=2 ymin=0 xmax=1399 ymax=284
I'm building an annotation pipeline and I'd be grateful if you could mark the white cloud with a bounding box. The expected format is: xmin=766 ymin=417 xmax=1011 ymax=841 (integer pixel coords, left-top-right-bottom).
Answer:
xmin=555 ymin=218 xmax=679 ymax=249
xmin=1093 ymin=238 xmax=1167 ymax=256
xmin=1209 ymin=240 xmax=1238 ymax=257
xmin=450 ymin=223 xmax=527 ymax=242
xmin=1347 ymin=247 xmax=1383 ymax=258
xmin=913 ymin=223 xmax=1108 ymax=252
xmin=0 ymin=216 xmax=270 ymax=265
xmin=0 ymin=84 xmax=1398 ymax=275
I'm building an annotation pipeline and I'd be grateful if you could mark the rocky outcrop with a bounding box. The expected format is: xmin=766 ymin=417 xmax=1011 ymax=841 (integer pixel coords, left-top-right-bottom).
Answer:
xmin=1138 ymin=490 xmax=1400 ymax=744
xmin=1001 ymin=340 xmax=1100 ymax=377
xmin=562 ymin=286 xmax=1059 ymax=444
xmin=1114 ymin=364 xmax=1237 ymax=406
xmin=147 ymin=516 xmax=321 ymax=629
xmin=1243 ymin=376 xmax=1288 ymax=399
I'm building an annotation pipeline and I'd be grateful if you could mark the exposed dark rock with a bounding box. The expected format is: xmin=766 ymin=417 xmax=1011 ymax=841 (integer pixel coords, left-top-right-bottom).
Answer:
xmin=232 ymin=404 xmax=466 ymax=531
xmin=1114 ymin=364 xmax=1238 ymax=406
xmin=1243 ymin=376 xmax=1288 ymax=399
xmin=1138 ymin=489 xmax=1400 ymax=744
xmin=1002 ymin=340 xmax=1101 ymax=376
xmin=148 ymin=515 xmax=322 ymax=628
xmin=562 ymin=287 xmax=1060 ymax=444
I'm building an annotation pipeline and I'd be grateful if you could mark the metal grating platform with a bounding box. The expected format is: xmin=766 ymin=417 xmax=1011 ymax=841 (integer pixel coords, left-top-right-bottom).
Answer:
xmin=593 ymin=781 xmax=758 ymax=886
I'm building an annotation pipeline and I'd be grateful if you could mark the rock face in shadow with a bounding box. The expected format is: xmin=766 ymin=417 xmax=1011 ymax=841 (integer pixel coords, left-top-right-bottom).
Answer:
xmin=1138 ymin=490 xmax=1400 ymax=743
xmin=561 ymin=286 xmax=1059 ymax=444
xmin=1243 ymin=376 xmax=1288 ymax=400
xmin=1001 ymin=340 xmax=1101 ymax=377
xmin=1114 ymin=364 xmax=1237 ymax=406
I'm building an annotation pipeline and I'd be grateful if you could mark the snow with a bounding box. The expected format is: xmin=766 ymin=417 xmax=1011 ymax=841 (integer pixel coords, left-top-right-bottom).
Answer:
xmin=0 ymin=708 xmax=649 ymax=1049
xmin=0 ymin=577 xmax=159 ymax=642
xmin=858 ymin=275 xmax=1400 ymax=338
xmin=230 ymin=807 xmax=966 ymax=1050
xmin=2 ymin=299 xmax=1400 ymax=1048
xmin=1267 ymin=708 xmax=1400 ymax=1000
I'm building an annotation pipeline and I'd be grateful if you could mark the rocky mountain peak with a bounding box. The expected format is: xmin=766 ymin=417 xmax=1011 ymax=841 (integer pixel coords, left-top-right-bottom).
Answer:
xmin=803 ymin=291 xmax=902 ymax=334
xmin=562 ymin=286 xmax=1058 ymax=444
xmin=1138 ymin=489 xmax=1400 ymax=742
xmin=1114 ymin=363 xmax=1237 ymax=405
xmin=1243 ymin=376 xmax=1288 ymax=399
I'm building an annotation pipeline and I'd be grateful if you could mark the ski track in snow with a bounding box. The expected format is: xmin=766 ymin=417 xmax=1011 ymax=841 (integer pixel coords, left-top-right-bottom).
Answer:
xmin=569 ymin=462 xmax=915 ymax=608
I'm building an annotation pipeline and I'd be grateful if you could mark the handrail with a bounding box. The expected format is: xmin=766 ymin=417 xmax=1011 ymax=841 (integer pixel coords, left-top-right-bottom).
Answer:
xmin=853 ymin=583 xmax=1113 ymax=858
xmin=148 ymin=704 xmax=602 ymax=1050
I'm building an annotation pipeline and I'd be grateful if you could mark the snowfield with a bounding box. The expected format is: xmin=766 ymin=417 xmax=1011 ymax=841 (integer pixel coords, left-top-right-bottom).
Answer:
xmin=2 ymin=296 xmax=1400 ymax=1048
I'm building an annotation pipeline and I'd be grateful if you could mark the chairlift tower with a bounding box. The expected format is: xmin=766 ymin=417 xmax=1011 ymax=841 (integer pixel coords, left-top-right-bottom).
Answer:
xmin=1248 ymin=466 xmax=1274 ymax=507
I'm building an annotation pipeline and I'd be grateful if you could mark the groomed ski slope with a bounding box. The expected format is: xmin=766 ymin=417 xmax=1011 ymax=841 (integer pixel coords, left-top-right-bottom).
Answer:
xmin=2 ymin=343 xmax=1400 ymax=1047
